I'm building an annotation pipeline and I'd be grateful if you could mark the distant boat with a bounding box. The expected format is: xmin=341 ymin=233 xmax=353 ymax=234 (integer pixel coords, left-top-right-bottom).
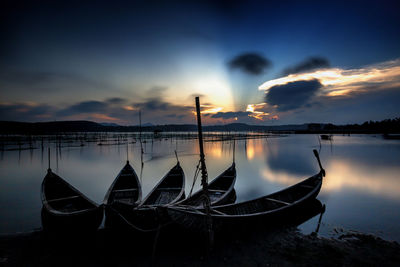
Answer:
xmin=164 ymin=150 xmax=324 ymax=232
xmin=320 ymin=134 xmax=332 ymax=140
xmin=41 ymin=168 xmax=103 ymax=232
xmin=176 ymin=163 xmax=237 ymax=207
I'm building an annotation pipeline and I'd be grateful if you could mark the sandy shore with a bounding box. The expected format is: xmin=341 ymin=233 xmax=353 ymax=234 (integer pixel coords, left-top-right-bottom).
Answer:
xmin=1 ymin=226 xmax=399 ymax=266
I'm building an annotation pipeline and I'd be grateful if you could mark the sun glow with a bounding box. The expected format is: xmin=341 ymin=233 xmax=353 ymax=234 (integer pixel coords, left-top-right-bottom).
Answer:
xmin=201 ymin=106 xmax=223 ymax=114
xmin=246 ymin=103 xmax=270 ymax=120
xmin=123 ymin=105 xmax=136 ymax=111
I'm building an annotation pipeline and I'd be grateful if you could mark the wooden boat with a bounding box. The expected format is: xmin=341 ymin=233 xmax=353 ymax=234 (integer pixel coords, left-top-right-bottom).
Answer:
xmin=105 ymin=162 xmax=184 ymax=231
xmin=103 ymin=160 xmax=142 ymax=207
xmin=41 ymin=168 xmax=103 ymax=232
xmin=103 ymin=160 xmax=142 ymax=228
xmin=140 ymin=162 xmax=185 ymax=206
xmin=164 ymin=150 xmax=325 ymax=232
xmin=176 ymin=163 xmax=236 ymax=207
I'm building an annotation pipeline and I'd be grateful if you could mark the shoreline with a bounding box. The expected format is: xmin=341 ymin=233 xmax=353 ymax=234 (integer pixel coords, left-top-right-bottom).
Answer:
xmin=1 ymin=227 xmax=399 ymax=266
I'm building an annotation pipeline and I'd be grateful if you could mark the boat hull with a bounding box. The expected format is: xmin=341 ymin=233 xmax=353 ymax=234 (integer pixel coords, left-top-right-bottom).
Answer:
xmin=165 ymin=172 xmax=323 ymax=233
xmin=41 ymin=206 xmax=103 ymax=233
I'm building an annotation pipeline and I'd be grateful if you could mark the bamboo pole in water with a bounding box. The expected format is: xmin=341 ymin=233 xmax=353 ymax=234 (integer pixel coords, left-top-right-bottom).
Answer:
xmin=195 ymin=96 xmax=213 ymax=249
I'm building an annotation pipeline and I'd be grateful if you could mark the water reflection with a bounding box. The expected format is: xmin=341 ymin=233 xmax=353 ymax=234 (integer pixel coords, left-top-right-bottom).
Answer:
xmin=0 ymin=134 xmax=400 ymax=241
xmin=324 ymin=159 xmax=400 ymax=200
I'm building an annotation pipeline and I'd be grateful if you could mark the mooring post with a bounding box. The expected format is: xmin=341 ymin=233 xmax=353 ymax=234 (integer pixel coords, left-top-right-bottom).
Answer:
xmin=195 ymin=96 xmax=214 ymax=250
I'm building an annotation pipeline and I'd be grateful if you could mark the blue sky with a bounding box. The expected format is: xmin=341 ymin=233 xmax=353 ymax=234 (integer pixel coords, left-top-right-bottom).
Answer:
xmin=1 ymin=0 xmax=399 ymax=125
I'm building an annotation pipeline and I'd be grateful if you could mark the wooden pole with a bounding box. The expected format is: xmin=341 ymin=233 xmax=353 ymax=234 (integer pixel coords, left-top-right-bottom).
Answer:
xmin=195 ymin=97 xmax=208 ymax=190
xmin=195 ymin=96 xmax=213 ymax=249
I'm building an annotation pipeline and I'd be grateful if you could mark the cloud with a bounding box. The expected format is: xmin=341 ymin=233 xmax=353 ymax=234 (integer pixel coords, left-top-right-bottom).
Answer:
xmin=228 ymin=53 xmax=271 ymax=75
xmin=258 ymin=58 xmax=400 ymax=124
xmin=265 ymin=79 xmax=322 ymax=111
xmin=259 ymin=58 xmax=400 ymax=98
xmin=131 ymin=96 xmax=194 ymax=124
xmin=57 ymin=101 xmax=108 ymax=116
xmin=136 ymin=97 xmax=176 ymax=111
xmin=56 ymin=97 xmax=193 ymax=124
xmin=282 ymin=57 xmax=330 ymax=75
xmin=106 ymin=97 xmax=126 ymax=104
xmin=209 ymin=111 xmax=251 ymax=119
xmin=0 ymin=103 xmax=54 ymax=121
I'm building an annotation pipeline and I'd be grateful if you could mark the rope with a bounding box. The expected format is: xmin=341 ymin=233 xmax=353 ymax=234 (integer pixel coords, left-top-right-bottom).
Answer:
xmin=188 ymin=159 xmax=201 ymax=197
xmin=104 ymin=204 xmax=171 ymax=233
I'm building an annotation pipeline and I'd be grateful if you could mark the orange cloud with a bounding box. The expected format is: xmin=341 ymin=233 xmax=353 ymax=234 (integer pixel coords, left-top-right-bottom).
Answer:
xmin=246 ymin=103 xmax=272 ymax=120
xmin=259 ymin=58 xmax=400 ymax=97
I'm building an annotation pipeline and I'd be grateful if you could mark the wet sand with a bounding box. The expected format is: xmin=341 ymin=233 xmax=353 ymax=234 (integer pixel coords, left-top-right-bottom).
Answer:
xmin=1 ymin=226 xmax=399 ymax=266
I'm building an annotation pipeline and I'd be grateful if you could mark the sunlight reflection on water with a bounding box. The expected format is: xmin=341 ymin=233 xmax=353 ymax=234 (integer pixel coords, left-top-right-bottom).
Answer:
xmin=0 ymin=134 xmax=399 ymax=241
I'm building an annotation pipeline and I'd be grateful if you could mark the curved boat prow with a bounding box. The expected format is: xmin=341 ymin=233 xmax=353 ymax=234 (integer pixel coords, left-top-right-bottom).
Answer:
xmin=313 ymin=149 xmax=325 ymax=177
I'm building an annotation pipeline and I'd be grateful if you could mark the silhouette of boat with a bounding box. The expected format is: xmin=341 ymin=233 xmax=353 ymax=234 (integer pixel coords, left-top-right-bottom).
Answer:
xmin=176 ymin=163 xmax=236 ymax=207
xmin=105 ymin=162 xmax=185 ymax=231
xmin=103 ymin=160 xmax=142 ymax=207
xmin=41 ymin=168 xmax=103 ymax=232
xmin=104 ymin=160 xmax=142 ymax=228
xmin=140 ymin=162 xmax=185 ymax=206
xmin=164 ymin=150 xmax=324 ymax=232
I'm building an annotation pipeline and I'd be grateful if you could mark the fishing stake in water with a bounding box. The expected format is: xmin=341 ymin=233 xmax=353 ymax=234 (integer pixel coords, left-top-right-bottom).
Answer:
xmin=195 ymin=96 xmax=214 ymax=250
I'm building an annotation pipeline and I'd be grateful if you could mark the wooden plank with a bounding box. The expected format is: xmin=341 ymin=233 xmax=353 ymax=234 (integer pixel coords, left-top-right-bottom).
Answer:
xmin=47 ymin=195 xmax=80 ymax=203
xmin=265 ymin=197 xmax=290 ymax=205
xmin=113 ymin=188 xmax=138 ymax=192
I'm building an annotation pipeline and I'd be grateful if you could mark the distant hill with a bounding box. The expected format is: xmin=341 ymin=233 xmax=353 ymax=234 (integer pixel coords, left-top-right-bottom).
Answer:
xmin=0 ymin=118 xmax=399 ymax=134
xmin=99 ymin=122 xmax=120 ymax=127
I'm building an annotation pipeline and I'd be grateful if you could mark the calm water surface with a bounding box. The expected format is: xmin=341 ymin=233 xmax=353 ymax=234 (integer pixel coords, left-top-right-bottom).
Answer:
xmin=1 ymin=134 xmax=399 ymax=241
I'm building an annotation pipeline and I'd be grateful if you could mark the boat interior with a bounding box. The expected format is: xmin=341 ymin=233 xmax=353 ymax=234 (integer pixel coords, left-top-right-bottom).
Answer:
xmin=215 ymin=174 xmax=321 ymax=216
xmin=109 ymin=167 xmax=140 ymax=204
xmin=44 ymin=173 xmax=95 ymax=212
xmin=142 ymin=167 xmax=184 ymax=205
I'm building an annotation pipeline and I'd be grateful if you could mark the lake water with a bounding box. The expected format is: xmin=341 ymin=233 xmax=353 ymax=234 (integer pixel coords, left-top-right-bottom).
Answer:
xmin=1 ymin=134 xmax=399 ymax=242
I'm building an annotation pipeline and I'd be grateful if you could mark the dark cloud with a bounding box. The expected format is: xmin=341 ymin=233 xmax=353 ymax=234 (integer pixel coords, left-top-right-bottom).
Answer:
xmin=136 ymin=98 xmax=170 ymax=111
xmin=106 ymin=97 xmax=126 ymax=104
xmin=265 ymin=79 xmax=322 ymax=111
xmin=135 ymin=97 xmax=191 ymax=113
xmin=229 ymin=53 xmax=271 ymax=75
xmin=209 ymin=111 xmax=251 ymax=119
xmin=283 ymin=57 xmax=330 ymax=76
xmin=0 ymin=103 xmax=54 ymax=122
xmin=57 ymin=101 xmax=108 ymax=116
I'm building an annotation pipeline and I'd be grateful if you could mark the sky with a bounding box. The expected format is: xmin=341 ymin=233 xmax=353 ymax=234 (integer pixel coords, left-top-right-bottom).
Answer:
xmin=1 ymin=0 xmax=400 ymax=125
